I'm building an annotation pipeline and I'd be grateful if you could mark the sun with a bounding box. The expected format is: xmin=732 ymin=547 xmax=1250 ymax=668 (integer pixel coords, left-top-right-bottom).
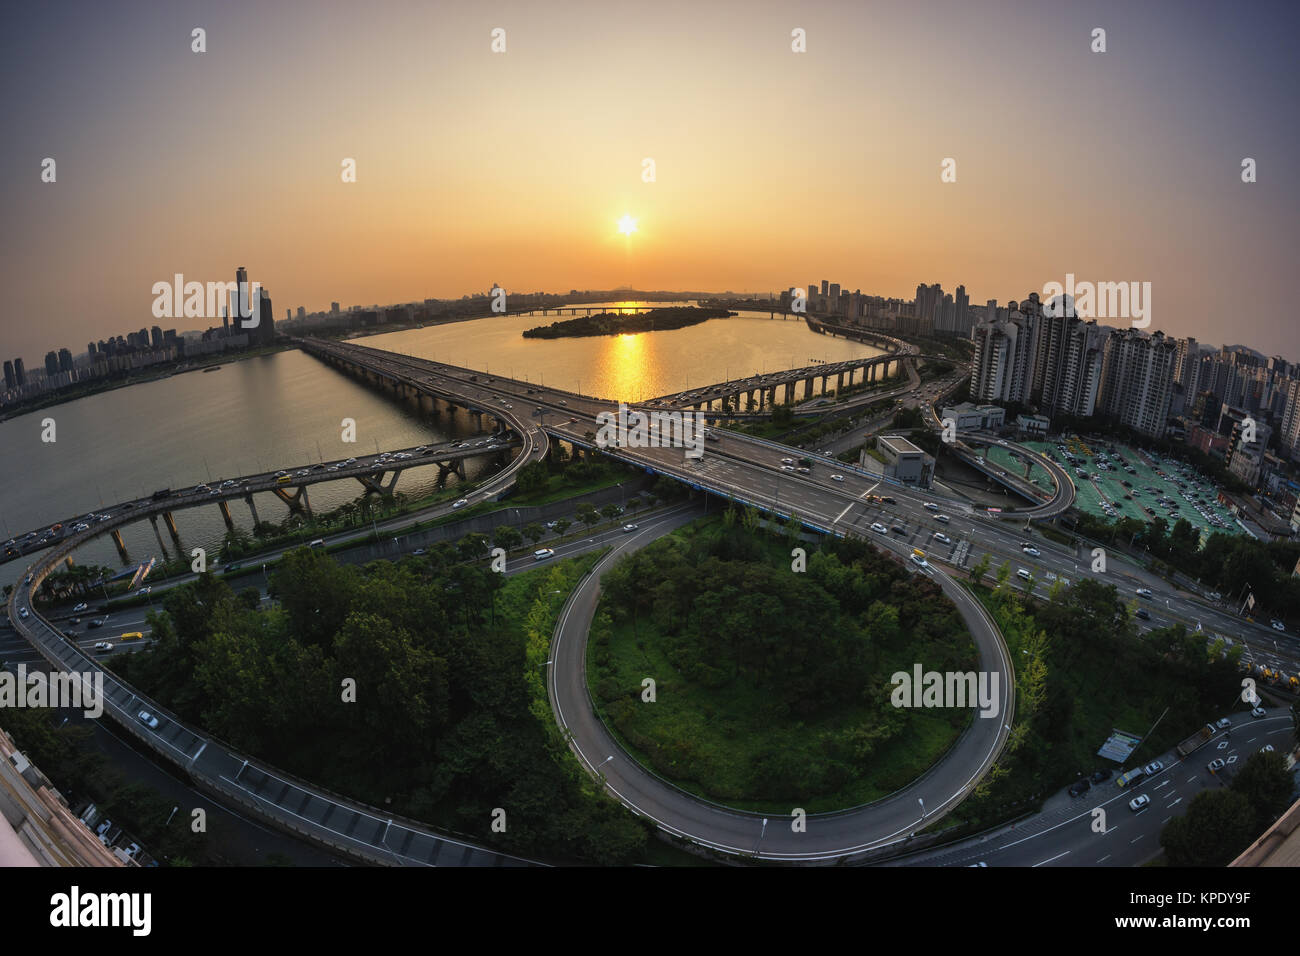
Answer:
xmin=617 ymin=214 xmax=638 ymax=236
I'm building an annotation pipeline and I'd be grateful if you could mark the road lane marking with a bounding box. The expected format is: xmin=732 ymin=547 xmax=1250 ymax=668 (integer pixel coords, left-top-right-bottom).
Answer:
xmin=1032 ymin=851 xmax=1069 ymax=867
xmin=1130 ymin=835 xmax=1143 ymax=844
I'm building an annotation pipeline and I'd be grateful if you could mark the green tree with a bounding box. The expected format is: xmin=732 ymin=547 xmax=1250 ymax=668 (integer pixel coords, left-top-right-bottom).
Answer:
xmin=493 ymin=525 xmax=523 ymax=552
xmin=522 ymin=523 xmax=545 ymax=546
xmin=552 ymin=518 xmax=571 ymax=537
xmin=1160 ymin=789 xmax=1257 ymax=866
xmin=577 ymin=505 xmax=600 ymax=531
xmin=1230 ymin=750 xmax=1293 ymax=833
xmin=970 ymin=553 xmax=991 ymax=588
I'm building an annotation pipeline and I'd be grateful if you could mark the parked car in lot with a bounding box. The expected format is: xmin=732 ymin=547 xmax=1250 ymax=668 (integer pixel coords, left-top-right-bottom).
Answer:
xmin=1207 ymin=758 xmax=1226 ymax=773
xmin=1068 ymin=778 xmax=1090 ymax=797
xmin=1090 ymin=768 xmax=1112 ymax=784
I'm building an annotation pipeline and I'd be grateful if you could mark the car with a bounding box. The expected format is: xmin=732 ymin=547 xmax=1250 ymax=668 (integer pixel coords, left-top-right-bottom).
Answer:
xmin=137 ymin=711 xmax=160 ymax=730
xmin=890 ymin=525 xmax=907 ymax=535
xmin=780 ymin=465 xmax=795 ymax=472
xmin=411 ymin=548 xmax=426 ymax=556
xmin=19 ymin=608 xmax=29 ymax=619
xmin=1134 ymin=608 xmax=1150 ymax=620
xmin=88 ymin=617 xmax=106 ymax=628
xmin=932 ymin=532 xmax=952 ymax=544
xmin=1128 ymin=795 xmax=1150 ymax=812
xmin=1135 ymin=587 xmax=1152 ymax=598
xmin=909 ymin=554 xmax=929 ymax=569
xmin=93 ymin=642 xmax=113 ymax=653
xmin=1090 ymin=768 xmax=1112 ymax=784
xmin=1207 ymin=758 xmax=1226 ymax=773
xmin=95 ymin=819 xmax=114 ymax=841
xmin=1143 ymin=761 xmax=1164 ymax=776
xmin=1068 ymin=779 xmax=1091 ymax=797
xmin=1215 ymin=718 xmax=1231 ymax=729
xmin=137 ymin=587 xmax=151 ymax=596
xmin=120 ymin=842 xmax=141 ymax=860
xmin=1016 ymin=568 xmax=1032 ymax=580
xmin=623 ymin=524 xmax=639 ymax=532
xmin=312 ymin=463 xmax=326 ymax=471
xmin=533 ymin=548 xmax=556 ymax=561
xmin=452 ymin=499 xmax=469 ymax=510
xmin=70 ymin=617 xmax=81 ymax=625
xmin=923 ymin=503 xmax=939 ymax=511
xmin=1021 ymin=546 xmax=1041 ymax=557
xmin=1251 ymin=706 xmax=1266 ymax=718
xmin=1260 ymin=744 xmax=1276 ymax=754
xmin=1271 ymin=620 xmax=1286 ymax=632
xmin=870 ymin=522 xmax=889 ymax=534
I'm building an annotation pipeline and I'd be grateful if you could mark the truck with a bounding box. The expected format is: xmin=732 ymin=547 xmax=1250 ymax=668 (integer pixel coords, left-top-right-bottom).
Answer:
xmin=1176 ymin=723 xmax=1217 ymax=758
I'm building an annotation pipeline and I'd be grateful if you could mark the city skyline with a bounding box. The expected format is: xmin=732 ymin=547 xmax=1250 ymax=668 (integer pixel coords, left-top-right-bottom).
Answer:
xmin=3 ymin=0 xmax=1299 ymax=360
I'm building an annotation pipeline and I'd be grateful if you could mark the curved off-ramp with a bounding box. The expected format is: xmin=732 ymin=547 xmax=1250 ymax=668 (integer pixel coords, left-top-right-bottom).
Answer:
xmin=547 ymin=510 xmax=1016 ymax=863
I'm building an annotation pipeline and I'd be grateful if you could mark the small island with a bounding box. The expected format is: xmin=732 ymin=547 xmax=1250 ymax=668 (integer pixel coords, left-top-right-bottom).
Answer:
xmin=522 ymin=306 xmax=734 ymax=339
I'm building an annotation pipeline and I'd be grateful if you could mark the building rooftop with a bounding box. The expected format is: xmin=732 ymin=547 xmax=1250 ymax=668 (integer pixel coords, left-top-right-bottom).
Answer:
xmin=879 ymin=435 xmax=923 ymax=455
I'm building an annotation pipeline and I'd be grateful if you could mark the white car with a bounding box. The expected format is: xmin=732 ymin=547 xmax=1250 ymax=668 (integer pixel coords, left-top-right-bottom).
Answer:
xmin=932 ymin=532 xmax=952 ymax=545
xmin=137 ymin=710 xmax=160 ymax=730
xmin=73 ymin=602 xmax=88 ymax=612
xmin=1021 ymin=546 xmax=1040 ymax=557
xmin=533 ymin=548 xmax=556 ymax=561
xmin=1135 ymin=588 xmax=1152 ymax=598
xmin=452 ymin=499 xmax=469 ymax=510
xmin=93 ymin=642 xmax=113 ymax=653
xmin=830 ymin=474 xmax=845 ymax=482
xmin=1251 ymin=706 xmax=1266 ymax=718
xmin=1143 ymin=760 xmax=1164 ymax=776
xmin=910 ymin=554 xmax=929 ymax=570
xmin=1016 ymin=568 xmax=1032 ymax=580
xmin=870 ymin=522 xmax=889 ymax=535
xmin=1128 ymin=795 xmax=1150 ymax=812
xmin=623 ymin=524 xmax=639 ymax=532
xmin=923 ymin=503 xmax=939 ymax=511
xmin=1271 ymin=620 xmax=1286 ymax=632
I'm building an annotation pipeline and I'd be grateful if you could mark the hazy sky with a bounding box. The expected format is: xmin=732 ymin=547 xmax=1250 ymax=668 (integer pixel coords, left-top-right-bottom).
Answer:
xmin=2 ymin=0 xmax=1297 ymax=362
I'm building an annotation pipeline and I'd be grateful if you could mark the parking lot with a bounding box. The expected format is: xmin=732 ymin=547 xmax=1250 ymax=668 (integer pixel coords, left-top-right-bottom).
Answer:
xmin=1024 ymin=438 xmax=1242 ymax=539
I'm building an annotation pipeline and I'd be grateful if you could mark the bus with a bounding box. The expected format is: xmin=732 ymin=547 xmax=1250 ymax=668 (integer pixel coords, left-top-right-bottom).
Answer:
xmin=119 ymin=632 xmax=144 ymax=642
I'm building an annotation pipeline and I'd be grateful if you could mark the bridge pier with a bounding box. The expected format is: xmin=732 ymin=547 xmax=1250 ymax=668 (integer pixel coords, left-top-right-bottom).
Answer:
xmin=217 ymin=499 xmax=235 ymax=530
xmin=803 ymin=378 xmax=814 ymax=400
xmin=148 ymin=515 xmax=171 ymax=559
xmin=162 ymin=511 xmax=182 ymax=549
xmin=244 ymin=494 xmax=261 ymax=526
xmin=437 ymin=459 xmax=466 ymax=484
xmin=110 ymin=529 xmax=129 ymax=563
xmin=272 ymin=484 xmax=313 ymax=517
xmin=783 ymin=381 xmax=795 ymax=404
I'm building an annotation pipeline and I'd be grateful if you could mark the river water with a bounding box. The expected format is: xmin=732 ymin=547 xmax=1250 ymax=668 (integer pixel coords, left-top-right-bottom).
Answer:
xmin=0 ymin=304 xmax=879 ymax=587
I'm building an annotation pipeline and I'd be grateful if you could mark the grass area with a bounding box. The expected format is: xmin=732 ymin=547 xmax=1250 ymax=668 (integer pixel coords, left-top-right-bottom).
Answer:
xmin=587 ymin=517 xmax=973 ymax=813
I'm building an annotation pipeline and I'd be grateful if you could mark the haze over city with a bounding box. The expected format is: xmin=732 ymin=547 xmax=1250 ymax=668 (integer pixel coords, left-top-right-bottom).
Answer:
xmin=3 ymin=0 xmax=1299 ymax=361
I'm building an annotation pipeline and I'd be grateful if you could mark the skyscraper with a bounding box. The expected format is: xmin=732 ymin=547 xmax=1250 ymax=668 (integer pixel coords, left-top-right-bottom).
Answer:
xmin=57 ymin=348 xmax=73 ymax=372
xmin=1098 ymin=329 xmax=1178 ymax=438
xmin=151 ymin=326 xmax=163 ymax=348
xmin=3 ymin=360 xmax=14 ymax=390
xmin=44 ymin=351 xmax=58 ymax=376
xmin=13 ymin=358 xmax=26 ymax=386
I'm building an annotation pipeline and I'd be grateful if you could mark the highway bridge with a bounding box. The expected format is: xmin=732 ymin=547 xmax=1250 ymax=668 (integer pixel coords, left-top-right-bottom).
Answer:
xmin=1 ymin=435 xmax=522 ymax=567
